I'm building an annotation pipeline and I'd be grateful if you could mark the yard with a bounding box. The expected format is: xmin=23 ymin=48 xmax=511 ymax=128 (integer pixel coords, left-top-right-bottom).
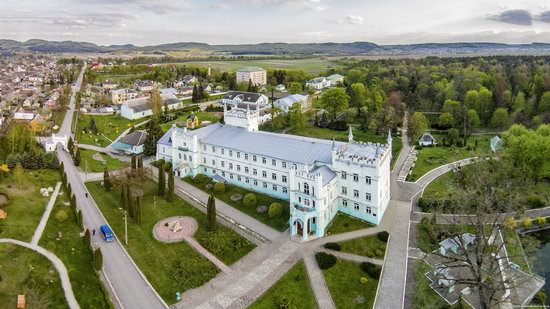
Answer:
xmin=184 ymin=175 xmax=290 ymax=231
xmin=326 ymin=212 xmax=374 ymax=235
xmin=0 ymin=243 xmax=68 ymax=309
xmin=502 ymin=229 xmax=531 ymax=273
xmin=411 ymin=259 xmax=463 ymax=309
xmin=160 ymin=111 xmax=221 ymax=131
xmin=38 ymin=193 xmax=112 ymax=308
xmin=249 ymin=260 xmax=317 ymax=309
xmin=76 ymin=114 xmax=143 ymax=147
xmin=0 ymin=169 xmax=60 ymax=242
xmin=323 ymin=259 xmax=379 ymax=308
xmin=86 ymin=179 xmax=255 ymax=304
xmin=338 ymin=234 xmax=388 ymax=259
xmin=408 ymin=134 xmax=492 ymax=182
xmin=78 ymin=149 xmax=128 ymax=173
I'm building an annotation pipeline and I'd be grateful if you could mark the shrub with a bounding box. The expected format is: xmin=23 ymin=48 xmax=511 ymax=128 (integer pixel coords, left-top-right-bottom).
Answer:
xmin=536 ymin=216 xmax=547 ymax=226
xmin=359 ymin=277 xmax=369 ymax=285
xmin=526 ymin=194 xmax=545 ymax=209
xmin=315 ymin=252 xmax=337 ymax=270
xmin=523 ymin=218 xmax=533 ymax=229
xmin=268 ymin=203 xmax=283 ymax=218
xmin=328 ymin=120 xmax=348 ymax=131
xmin=193 ymin=174 xmax=209 ymax=184
xmin=55 ymin=210 xmax=68 ymax=222
xmin=533 ymin=290 xmax=548 ymax=305
xmin=243 ymin=193 xmax=257 ymax=207
xmin=46 ymin=241 xmax=56 ymax=252
xmin=163 ymin=161 xmax=172 ymax=171
xmin=360 ymin=262 xmax=382 ymax=278
xmin=377 ymin=231 xmax=389 ymax=242
xmin=324 ymin=242 xmax=341 ymax=251
xmin=366 ymin=250 xmax=375 ymax=258
xmin=213 ymin=182 xmax=225 ymax=194
xmin=375 ymin=249 xmax=384 ymax=257
xmin=294 ymin=273 xmax=304 ymax=282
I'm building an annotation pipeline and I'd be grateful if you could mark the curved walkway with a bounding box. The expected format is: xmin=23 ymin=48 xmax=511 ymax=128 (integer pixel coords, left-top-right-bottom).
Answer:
xmin=0 ymin=238 xmax=80 ymax=309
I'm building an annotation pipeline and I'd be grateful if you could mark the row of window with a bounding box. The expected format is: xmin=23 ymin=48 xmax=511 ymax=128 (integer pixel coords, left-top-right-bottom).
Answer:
xmin=204 ymin=158 xmax=289 ymax=183
xmin=342 ymin=199 xmax=376 ymax=216
xmin=341 ymin=186 xmax=371 ymax=201
xmin=203 ymin=144 xmax=292 ymax=169
xmin=341 ymin=172 xmax=372 ymax=184
xmin=203 ymin=167 xmax=289 ymax=194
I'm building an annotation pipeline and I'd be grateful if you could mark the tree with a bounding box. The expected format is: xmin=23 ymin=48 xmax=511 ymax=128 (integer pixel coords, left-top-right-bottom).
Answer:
xmin=447 ymin=128 xmax=460 ymax=146
xmin=512 ymin=91 xmax=526 ymax=111
xmin=345 ymin=68 xmax=364 ymax=85
xmin=55 ymin=210 xmax=68 ymax=222
xmin=157 ymin=168 xmax=166 ymax=197
xmin=409 ymin=112 xmax=428 ymax=142
xmin=149 ymin=89 xmax=163 ymax=122
xmin=93 ymin=248 xmax=103 ymax=271
xmin=478 ymin=86 xmax=493 ymax=124
xmin=166 ymin=170 xmax=174 ymax=202
xmin=243 ymin=193 xmax=257 ymax=207
xmin=464 ymin=90 xmax=480 ymax=111
xmin=143 ymin=120 xmax=163 ymax=156
xmin=121 ymin=184 xmax=128 ymax=210
xmin=502 ymin=124 xmax=550 ymax=182
xmin=13 ymin=162 xmax=24 ymax=188
xmin=439 ymin=112 xmax=454 ymax=129
xmin=73 ymin=149 xmax=81 ymax=167
xmin=490 ymin=108 xmax=509 ymax=130
xmin=288 ymin=82 xmax=302 ymax=94
xmin=538 ymin=91 xmax=550 ymax=113
xmin=103 ymin=168 xmax=112 ymax=191
xmin=137 ymin=156 xmax=143 ymax=174
xmin=349 ymin=83 xmax=367 ymax=116
xmin=442 ymin=99 xmax=462 ymax=126
xmin=192 ymin=85 xmax=199 ymax=103
xmin=68 ymin=137 xmax=75 ymax=155
xmin=268 ymin=203 xmax=283 ymax=218
xmin=134 ymin=195 xmax=142 ymax=225
xmin=198 ymin=84 xmax=205 ymax=101
xmin=288 ymin=102 xmax=306 ymax=132
xmin=207 ymin=194 xmax=217 ymax=231
xmin=131 ymin=156 xmax=137 ymax=174
xmin=88 ymin=117 xmax=98 ymax=134
xmin=320 ymin=88 xmax=350 ymax=122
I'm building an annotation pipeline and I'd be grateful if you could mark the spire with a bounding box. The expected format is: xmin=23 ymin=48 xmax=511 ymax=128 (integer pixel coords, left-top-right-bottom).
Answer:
xmin=223 ymin=102 xmax=227 ymax=114
xmin=387 ymin=128 xmax=393 ymax=145
xmin=332 ymin=138 xmax=336 ymax=151
xmin=348 ymin=125 xmax=353 ymax=142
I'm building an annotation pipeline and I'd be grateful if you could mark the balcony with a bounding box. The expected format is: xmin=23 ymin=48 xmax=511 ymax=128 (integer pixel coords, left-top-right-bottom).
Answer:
xmin=294 ymin=203 xmax=315 ymax=213
xmin=178 ymin=146 xmax=189 ymax=152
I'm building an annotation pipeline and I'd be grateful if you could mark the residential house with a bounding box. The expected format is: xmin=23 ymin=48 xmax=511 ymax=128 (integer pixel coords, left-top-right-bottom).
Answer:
xmin=182 ymin=75 xmax=197 ymax=85
xmin=274 ymin=94 xmax=310 ymax=113
xmin=306 ymin=77 xmax=328 ymax=90
xmin=275 ymin=84 xmax=286 ymax=92
xmin=236 ymin=67 xmax=267 ymax=85
xmin=120 ymin=95 xmax=181 ymax=120
xmin=220 ymin=91 xmax=269 ymax=107
xmin=111 ymin=89 xmax=138 ymax=104
xmin=134 ymin=80 xmax=154 ymax=92
xmin=113 ymin=130 xmax=148 ymax=155
xmin=326 ymin=74 xmax=344 ymax=86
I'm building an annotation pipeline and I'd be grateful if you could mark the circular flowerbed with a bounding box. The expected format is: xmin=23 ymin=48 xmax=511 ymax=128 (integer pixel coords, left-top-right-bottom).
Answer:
xmin=152 ymin=216 xmax=198 ymax=243
xmin=230 ymin=193 xmax=243 ymax=202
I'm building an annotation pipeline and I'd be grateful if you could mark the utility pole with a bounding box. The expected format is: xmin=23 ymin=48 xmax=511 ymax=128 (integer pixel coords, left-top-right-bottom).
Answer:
xmin=124 ymin=210 xmax=128 ymax=245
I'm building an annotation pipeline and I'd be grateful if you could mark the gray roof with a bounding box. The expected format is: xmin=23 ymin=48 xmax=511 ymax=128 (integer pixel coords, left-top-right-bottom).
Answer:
xmin=223 ymin=91 xmax=263 ymax=103
xmin=420 ymin=133 xmax=435 ymax=142
xmin=119 ymin=130 xmax=148 ymax=146
xmin=309 ymin=165 xmax=337 ymax=186
xmin=237 ymin=66 xmax=265 ymax=73
xmin=275 ymin=94 xmax=308 ymax=108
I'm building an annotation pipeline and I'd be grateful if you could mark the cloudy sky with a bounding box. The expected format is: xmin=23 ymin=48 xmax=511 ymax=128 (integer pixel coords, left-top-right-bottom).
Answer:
xmin=0 ymin=0 xmax=549 ymax=46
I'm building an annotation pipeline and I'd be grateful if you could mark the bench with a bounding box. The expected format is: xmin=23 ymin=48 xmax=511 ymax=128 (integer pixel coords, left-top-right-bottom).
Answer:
xmin=56 ymin=231 xmax=63 ymax=240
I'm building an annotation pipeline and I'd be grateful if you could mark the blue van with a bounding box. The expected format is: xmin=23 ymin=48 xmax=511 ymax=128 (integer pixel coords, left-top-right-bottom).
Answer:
xmin=100 ymin=225 xmax=114 ymax=242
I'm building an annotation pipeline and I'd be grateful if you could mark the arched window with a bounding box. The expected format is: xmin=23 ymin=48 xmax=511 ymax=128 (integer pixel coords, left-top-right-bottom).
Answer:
xmin=184 ymin=154 xmax=187 ymax=160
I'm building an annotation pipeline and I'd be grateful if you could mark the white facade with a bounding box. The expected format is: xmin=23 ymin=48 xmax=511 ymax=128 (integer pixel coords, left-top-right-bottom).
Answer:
xmin=111 ymin=89 xmax=138 ymax=104
xmin=306 ymin=77 xmax=328 ymax=90
xmin=157 ymin=109 xmax=392 ymax=241
xmin=44 ymin=134 xmax=68 ymax=152
xmin=236 ymin=67 xmax=267 ymax=85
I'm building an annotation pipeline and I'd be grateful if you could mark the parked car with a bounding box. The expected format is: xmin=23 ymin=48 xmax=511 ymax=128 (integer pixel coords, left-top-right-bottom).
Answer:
xmin=100 ymin=225 xmax=114 ymax=242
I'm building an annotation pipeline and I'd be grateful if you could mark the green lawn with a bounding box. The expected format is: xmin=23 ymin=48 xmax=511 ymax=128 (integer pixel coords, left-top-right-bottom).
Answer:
xmin=79 ymin=149 xmax=128 ymax=173
xmin=0 ymin=169 xmax=60 ymax=242
xmin=326 ymin=212 xmax=374 ymax=235
xmin=287 ymin=124 xmax=402 ymax=168
xmin=338 ymin=234 xmax=387 ymax=259
xmin=86 ymin=180 xmax=255 ymax=304
xmin=76 ymin=114 xmax=142 ymax=147
xmin=38 ymin=193 xmax=112 ymax=308
xmin=0 ymin=243 xmax=68 ymax=308
xmin=184 ymin=176 xmax=290 ymax=231
xmin=412 ymin=259 xmax=459 ymax=309
xmin=408 ymin=135 xmax=492 ymax=181
xmin=249 ymin=261 xmax=317 ymax=309
xmin=502 ymin=229 xmax=530 ymax=273
xmin=160 ymin=111 xmax=221 ymax=131
xmin=323 ymin=259 xmax=379 ymax=308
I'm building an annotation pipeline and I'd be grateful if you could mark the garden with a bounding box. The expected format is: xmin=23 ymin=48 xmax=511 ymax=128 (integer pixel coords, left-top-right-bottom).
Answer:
xmin=184 ymin=175 xmax=290 ymax=231
xmin=325 ymin=231 xmax=389 ymax=259
xmin=76 ymin=114 xmax=142 ymax=147
xmin=86 ymin=179 xmax=256 ymax=304
xmin=78 ymin=149 xmax=128 ymax=173
xmin=0 ymin=168 xmax=60 ymax=242
xmin=249 ymin=261 xmax=317 ymax=309
xmin=160 ymin=111 xmax=221 ymax=131
xmin=325 ymin=212 xmax=374 ymax=235
xmin=0 ymin=243 xmax=68 ymax=308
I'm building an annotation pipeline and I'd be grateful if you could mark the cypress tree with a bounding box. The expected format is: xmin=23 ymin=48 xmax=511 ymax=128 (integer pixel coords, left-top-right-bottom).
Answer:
xmin=207 ymin=194 xmax=217 ymax=231
xmin=247 ymin=79 xmax=254 ymax=92
xmin=76 ymin=210 xmax=83 ymax=228
xmin=120 ymin=184 xmax=127 ymax=210
xmin=135 ymin=195 xmax=142 ymax=225
xmin=84 ymin=229 xmax=91 ymax=246
xmin=93 ymin=248 xmax=103 ymax=271
xmin=157 ymin=169 xmax=166 ymax=196
xmin=192 ymin=85 xmax=198 ymax=103
xmin=131 ymin=156 xmax=136 ymax=173
xmin=67 ymin=183 xmax=72 ymax=197
xmin=126 ymin=186 xmax=133 ymax=217
xmin=68 ymin=137 xmax=74 ymax=155
xmin=166 ymin=170 xmax=174 ymax=202
xmin=70 ymin=194 xmax=76 ymax=211
xmin=137 ymin=156 xmax=143 ymax=173
xmin=62 ymin=172 xmax=67 ymax=188
xmin=103 ymin=168 xmax=112 ymax=191
xmin=60 ymin=161 xmax=64 ymax=176
xmin=73 ymin=149 xmax=81 ymax=166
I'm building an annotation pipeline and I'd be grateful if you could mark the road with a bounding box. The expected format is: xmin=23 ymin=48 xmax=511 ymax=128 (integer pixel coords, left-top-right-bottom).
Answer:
xmin=56 ymin=63 xmax=167 ymax=309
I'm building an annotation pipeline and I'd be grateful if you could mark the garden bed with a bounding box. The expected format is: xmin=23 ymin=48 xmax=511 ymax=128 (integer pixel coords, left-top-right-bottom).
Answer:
xmin=325 ymin=212 xmax=374 ymax=235
xmin=323 ymin=259 xmax=379 ymax=308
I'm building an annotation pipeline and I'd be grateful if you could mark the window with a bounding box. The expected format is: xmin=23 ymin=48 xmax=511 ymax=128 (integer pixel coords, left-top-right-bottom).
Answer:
xmin=253 ymin=180 xmax=258 ymax=186
xmin=262 ymin=157 xmax=267 ymax=164
xmin=343 ymin=199 xmax=348 ymax=207
xmin=272 ymin=173 xmax=277 ymax=180
xmin=212 ymin=146 xmax=216 ymax=152
xmin=189 ymin=156 xmax=192 ymax=162
xmin=354 ymin=190 xmax=359 ymax=198
xmin=293 ymin=164 xmax=297 ymax=170
xmin=272 ymin=159 xmax=276 ymax=166
xmin=237 ymin=165 xmax=241 ymax=172
xmin=273 ymin=184 xmax=277 ymax=191
xmin=366 ymin=193 xmax=372 ymax=201
xmin=313 ymin=200 xmax=316 ymax=207
xmin=342 ymin=172 xmax=347 ymax=179
xmin=229 ymin=150 xmax=233 ymax=157
xmin=366 ymin=206 xmax=372 ymax=214
xmin=353 ymin=173 xmax=359 ymax=182
xmin=229 ymin=163 xmax=233 ymax=170
xmin=229 ymin=174 xmax=233 ymax=179
xmin=342 ymin=186 xmax=347 ymax=195
xmin=221 ymin=148 xmax=225 ymax=155
xmin=283 ymin=187 xmax=288 ymax=194
xmin=304 ymin=199 xmax=310 ymax=206
xmin=282 ymin=175 xmax=287 ymax=183
xmin=203 ymin=158 xmax=206 ymax=164
xmin=203 ymin=145 xmax=206 ymax=151
xmin=282 ymin=161 xmax=287 ymax=168
xmin=253 ymin=155 xmax=257 ymax=162
xmin=237 ymin=176 xmax=241 ymax=181
xmin=245 ymin=153 xmax=248 ymax=160
xmin=204 ymin=167 xmax=208 ymax=173
xmin=221 ymin=161 xmax=225 ymax=167
xmin=237 ymin=152 xmax=240 ymax=158
xmin=304 ymin=183 xmax=310 ymax=195
xmin=212 ymin=169 xmax=216 ymax=174
xmin=366 ymin=176 xmax=372 ymax=185
xmin=354 ymin=203 xmax=360 ymax=210
xmin=211 ymin=159 xmax=215 ymax=165
xmin=245 ymin=167 xmax=249 ymax=173
xmin=222 ymin=171 xmax=226 ymax=177
xmin=245 ymin=178 xmax=250 ymax=184
xmin=263 ymin=182 xmax=268 ymax=188
xmin=253 ymin=169 xmax=258 ymax=176
xmin=178 ymin=153 xmax=182 ymax=160
xmin=262 ymin=171 xmax=267 ymax=178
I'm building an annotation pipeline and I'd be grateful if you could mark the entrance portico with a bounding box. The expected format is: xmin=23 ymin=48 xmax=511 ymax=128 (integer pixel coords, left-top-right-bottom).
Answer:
xmin=291 ymin=216 xmax=317 ymax=241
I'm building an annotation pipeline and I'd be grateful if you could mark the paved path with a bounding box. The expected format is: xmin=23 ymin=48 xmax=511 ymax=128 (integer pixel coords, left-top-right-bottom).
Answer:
xmin=184 ymin=235 xmax=232 ymax=273
xmin=0 ymin=238 xmax=80 ymax=309
xmin=60 ymin=64 xmax=85 ymax=137
xmin=304 ymin=251 xmax=336 ymax=309
xmin=31 ymin=182 xmax=62 ymax=245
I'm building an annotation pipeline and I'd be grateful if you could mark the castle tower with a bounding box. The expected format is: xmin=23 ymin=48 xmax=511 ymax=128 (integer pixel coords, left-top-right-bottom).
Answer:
xmin=387 ymin=128 xmax=392 ymax=145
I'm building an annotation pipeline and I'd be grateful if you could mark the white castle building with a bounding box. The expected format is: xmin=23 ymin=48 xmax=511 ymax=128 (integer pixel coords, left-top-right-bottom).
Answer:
xmin=157 ymin=104 xmax=392 ymax=241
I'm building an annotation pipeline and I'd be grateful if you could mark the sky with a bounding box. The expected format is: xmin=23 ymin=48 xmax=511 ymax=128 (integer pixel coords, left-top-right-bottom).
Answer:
xmin=0 ymin=0 xmax=549 ymax=46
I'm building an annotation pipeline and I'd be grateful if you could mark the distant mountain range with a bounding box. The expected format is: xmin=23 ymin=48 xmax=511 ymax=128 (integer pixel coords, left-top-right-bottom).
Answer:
xmin=1 ymin=39 xmax=550 ymax=56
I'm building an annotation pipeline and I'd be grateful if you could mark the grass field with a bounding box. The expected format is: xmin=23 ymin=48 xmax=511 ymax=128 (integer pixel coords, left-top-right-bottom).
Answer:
xmin=160 ymin=111 xmax=221 ymax=131
xmin=323 ymin=259 xmax=379 ymax=308
xmin=38 ymin=193 xmax=112 ymax=308
xmin=326 ymin=212 xmax=374 ymax=235
xmin=167 ymin=58 xmax=341 ymax=75
xmin=0 ymin=169 xmax=60 ymax=242
xmin=79 ymin=149 xmax=128 ymax=173
xmin=338 ymin=234 xmax=388 ymax=259
xmin=76 ymin=114 xmax=143 ymax=147
xmin=411 ymin=259 xmax=460 ymax=309
xmin=0 ymin=243 xmax=68 ymax=309
xmin=249 ymin=260 xmax=317 ymax=309
xmin=87 ymin=179 xmax=255 ymax=304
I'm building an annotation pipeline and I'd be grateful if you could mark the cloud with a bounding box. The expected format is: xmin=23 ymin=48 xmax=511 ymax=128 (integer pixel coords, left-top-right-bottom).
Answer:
xmin=489 ymin=9 xmax=532 ymax=25
xmin=335 ymin=15 xmax=364 ymax=25
xmin=78 ymin=0 xmax=191 ymax=15
xmin=217 ymin=0 xmax=327 ymax=12
xmin=0 ymin=12 xmax=135 ymax=29
xmin=535 ymin=11 xmax=550 ymax=23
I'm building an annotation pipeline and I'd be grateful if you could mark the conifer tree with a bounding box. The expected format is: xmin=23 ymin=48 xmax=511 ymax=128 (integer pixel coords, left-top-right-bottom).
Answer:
xmin=120 ymin=184 xmax=127 ymax=210
xmin=166 ymin=170 xmax=174 ymax=202
xmin=93 ymin=248 xmax=103 ymax=271
xmin=135 ymin=195 xmax=142 ymax=225
xmin=73 ymin=149 xmax=81 ymax=166
xmin=131 ymin=156 xmax=136 ymax=174
xmin=157 ymin=168 xmax=166 ymax=196
xmin=103 ymin=168 xmax=112 ymax=191
xmin=137 ymin=156 xmax=143 ymax=173
xmin=70 ymin=194 xmax=76 ymax=211
xmin=68 ymin=137 xmax=74 ymax=155
xmin=207 ymin=194 xmax=217 ymax=231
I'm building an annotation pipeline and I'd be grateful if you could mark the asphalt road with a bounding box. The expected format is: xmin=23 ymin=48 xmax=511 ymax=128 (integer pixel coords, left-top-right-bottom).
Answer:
xmin=57 ymin=64 xmax=167 ymax=309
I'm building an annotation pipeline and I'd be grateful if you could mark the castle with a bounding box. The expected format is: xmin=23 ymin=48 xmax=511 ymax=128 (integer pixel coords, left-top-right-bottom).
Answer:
xmin=157 ymin=103 xmax=391 ymax=241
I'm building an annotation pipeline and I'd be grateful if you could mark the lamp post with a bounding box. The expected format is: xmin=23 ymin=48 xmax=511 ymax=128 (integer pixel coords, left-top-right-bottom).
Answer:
xmin=124 ymin=210 xmax=128 ymax=245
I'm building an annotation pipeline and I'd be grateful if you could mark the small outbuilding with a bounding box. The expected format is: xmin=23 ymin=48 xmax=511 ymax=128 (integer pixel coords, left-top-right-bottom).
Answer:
xmin=112 ymin=130 xmax=148 ymax=155
xmin=490 ymin=136 xmax=502 ymax=153
xmin=418 ymin=132 xmax=436 ymax=146
xmin=186 ymin=113 xmax=199 ymax=129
